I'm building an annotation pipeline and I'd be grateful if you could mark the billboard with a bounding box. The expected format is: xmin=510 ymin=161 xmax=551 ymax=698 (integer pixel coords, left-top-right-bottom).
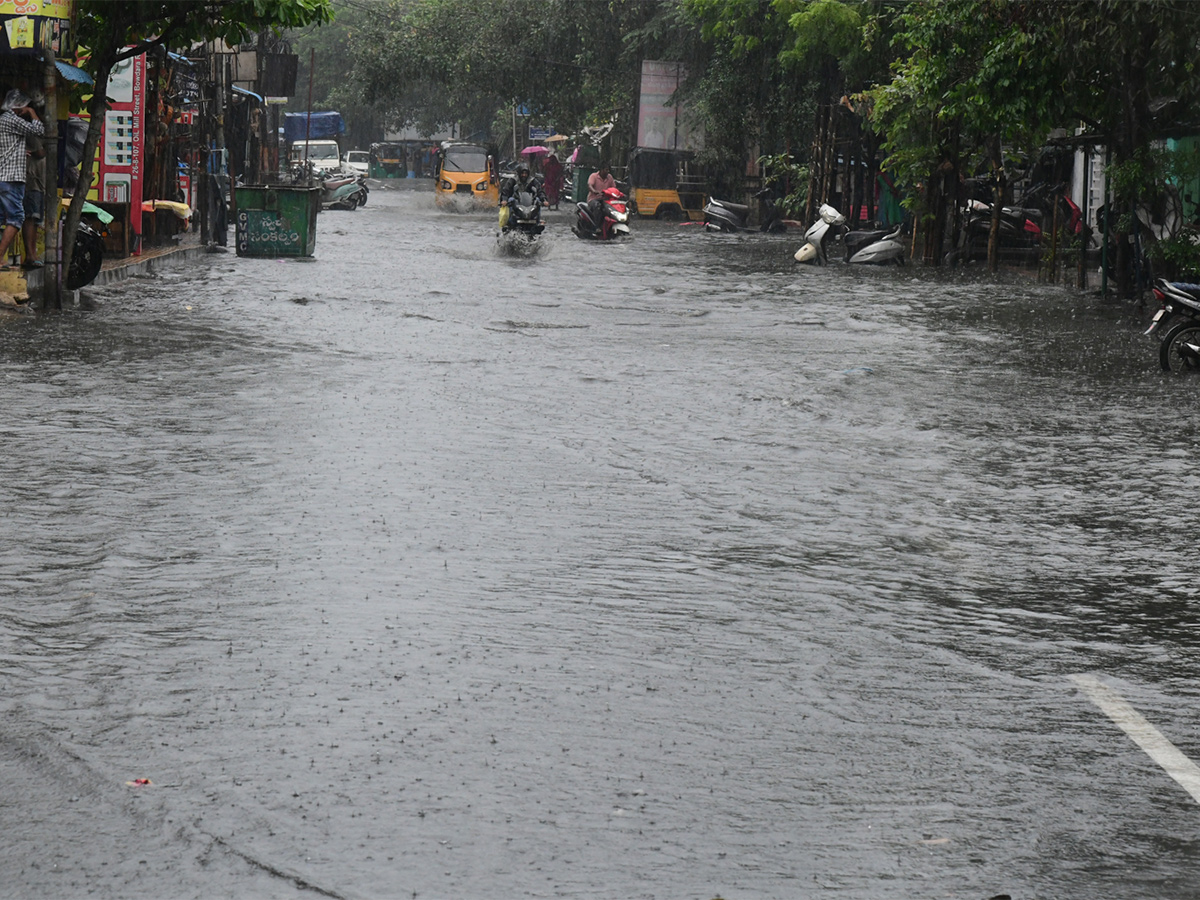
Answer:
xmin=636 ymin=61 xmax=702 ymax=151
xmin=87 ymin=53 xmax=145 ymax=247
xmin=0 ymin=0 xmax=72 ymax=53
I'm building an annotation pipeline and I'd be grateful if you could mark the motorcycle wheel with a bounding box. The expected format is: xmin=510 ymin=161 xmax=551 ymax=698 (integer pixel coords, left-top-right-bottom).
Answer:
xmin=346 ymin=194 xmax=359 ymax=210
xmin=66 ymin=225 xmax=104 ymax=290
xmin=1159 ymin=320 xmax=1200 ymax=372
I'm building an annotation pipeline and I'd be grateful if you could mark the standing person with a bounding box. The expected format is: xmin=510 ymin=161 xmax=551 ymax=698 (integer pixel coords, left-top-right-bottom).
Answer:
xmin=0 ymin=90 xmax=43 ymax=270
xmin=21 ymin=94 xmax=45 ymax=270
xmin=543 ymin=152 xmax=563 ymax=209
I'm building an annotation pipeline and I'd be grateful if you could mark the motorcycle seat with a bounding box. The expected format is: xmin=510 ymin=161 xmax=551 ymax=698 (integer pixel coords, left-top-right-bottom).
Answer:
xmin=844 ymin=229 xmax=892 ymax=252
xmin=710 ymin=199 xmax=750 ymax=216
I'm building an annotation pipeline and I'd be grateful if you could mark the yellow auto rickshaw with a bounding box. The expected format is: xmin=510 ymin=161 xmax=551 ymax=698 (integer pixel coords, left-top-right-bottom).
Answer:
xmin=434 ymin=142 xmax=499 ymax=209
xmin=627 ymin=147 xmax=705 ymax=221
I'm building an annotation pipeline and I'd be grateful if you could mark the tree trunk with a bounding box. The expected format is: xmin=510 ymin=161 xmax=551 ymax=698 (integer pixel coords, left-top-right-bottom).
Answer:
xmin=62 ymin=57 xmax=114 ymax=294
xmin=987 ymin=135 xmax=1003 ymax=274
xmin=40 ymin=43 xmax=60 ymax=309
xmin=804 ymin=103 xmax=826 ymax=223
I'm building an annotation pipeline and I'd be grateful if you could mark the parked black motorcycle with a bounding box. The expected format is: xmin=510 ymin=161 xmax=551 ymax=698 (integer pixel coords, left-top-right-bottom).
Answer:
xmin=1147 ymin=277 xmax=1200 ymax=341
xmin=1160 ymin=317 xmax=1200 ymax=373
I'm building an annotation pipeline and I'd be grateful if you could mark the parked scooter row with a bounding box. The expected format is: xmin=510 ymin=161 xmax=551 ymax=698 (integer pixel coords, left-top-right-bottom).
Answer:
xmin=793 ymin=203 xmax=905 ymax=265
xmin=319 ymin=169 xmax=369 ymax=211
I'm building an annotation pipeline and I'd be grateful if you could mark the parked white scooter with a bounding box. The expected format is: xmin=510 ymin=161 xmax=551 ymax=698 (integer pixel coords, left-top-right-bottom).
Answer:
xmin=842 ymin=224 xmax=906 ymax=265
xmin=794 ymin=204 xmax=846 ymax=264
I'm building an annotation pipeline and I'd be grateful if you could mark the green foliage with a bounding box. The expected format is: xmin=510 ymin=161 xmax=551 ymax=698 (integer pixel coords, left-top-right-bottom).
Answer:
xmin=862 ymin=0 xmax=1061 ymax=228
xmin=778 ymin=0 xmax=863 ymax=72
xmin=76 ymin=0 xmax=333 ymax=68
xmin=347 ymin=0 xmax=687 ymax=140
xmin=757 ymin=152 xmax=809 ymax=217
xmin=1147 ymin=232 xmax=1200 ymax=282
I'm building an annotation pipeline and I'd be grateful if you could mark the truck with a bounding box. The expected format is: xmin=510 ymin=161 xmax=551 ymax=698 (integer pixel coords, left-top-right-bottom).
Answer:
xmin=283 ymin=111 xmax=345 ymax=175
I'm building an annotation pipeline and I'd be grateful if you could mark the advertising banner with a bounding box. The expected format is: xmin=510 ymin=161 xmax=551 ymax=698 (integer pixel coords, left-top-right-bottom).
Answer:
xmin=87 ymin=53 xmax=145 ymax=248
xmin=636 ymin=61 xmax=701 ymax=151
xmin=0 ymin=0 xmax=72 ymax=53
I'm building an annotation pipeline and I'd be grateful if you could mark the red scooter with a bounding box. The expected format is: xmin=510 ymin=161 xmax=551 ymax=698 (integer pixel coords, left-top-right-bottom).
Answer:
xmin=572 ymin=187 xmax=631 ymax=240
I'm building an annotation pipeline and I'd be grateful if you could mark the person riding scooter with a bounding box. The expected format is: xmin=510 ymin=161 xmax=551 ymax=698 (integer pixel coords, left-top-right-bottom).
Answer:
xmin=502 ymin=164 xmax=545 ymax=208
xmin=586 ymin=162 xmax=616 ymax=230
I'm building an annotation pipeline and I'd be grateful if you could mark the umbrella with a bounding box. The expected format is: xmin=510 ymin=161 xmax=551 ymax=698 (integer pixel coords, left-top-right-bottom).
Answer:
xmin=520 ymin=146 xmax=551 ymax=156
xmin=545 ymin=134 xmax=570 ymax=143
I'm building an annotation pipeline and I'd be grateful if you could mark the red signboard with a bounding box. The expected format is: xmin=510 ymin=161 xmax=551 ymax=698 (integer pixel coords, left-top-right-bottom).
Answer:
xmin=87 ymin=52 xmax=144 ymax=251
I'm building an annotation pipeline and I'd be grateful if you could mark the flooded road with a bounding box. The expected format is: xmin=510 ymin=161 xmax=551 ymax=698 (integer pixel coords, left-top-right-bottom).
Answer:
xmin=2 ymin=181 xmax=1200 ymax=899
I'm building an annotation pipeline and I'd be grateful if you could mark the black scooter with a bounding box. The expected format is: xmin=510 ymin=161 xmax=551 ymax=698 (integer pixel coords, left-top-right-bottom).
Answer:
xmin=703 ymin=197 xmax=751 ymax=232
xmin=703 ymin=189 xmax=787 ymax=233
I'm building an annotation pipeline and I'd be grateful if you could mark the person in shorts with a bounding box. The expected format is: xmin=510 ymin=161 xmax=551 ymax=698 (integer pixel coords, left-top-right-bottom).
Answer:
xmin=0 ymin=90 xmax=43 ymax=270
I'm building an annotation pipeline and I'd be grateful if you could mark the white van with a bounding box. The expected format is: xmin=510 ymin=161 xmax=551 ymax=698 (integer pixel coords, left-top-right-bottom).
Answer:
xmin=291 ymin=139 xmax=342 ymax=175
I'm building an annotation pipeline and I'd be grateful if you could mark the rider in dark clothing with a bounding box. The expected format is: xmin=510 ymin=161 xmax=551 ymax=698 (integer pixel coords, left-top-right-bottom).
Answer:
xmin=501 ymin=164 xmax=545 ymax=206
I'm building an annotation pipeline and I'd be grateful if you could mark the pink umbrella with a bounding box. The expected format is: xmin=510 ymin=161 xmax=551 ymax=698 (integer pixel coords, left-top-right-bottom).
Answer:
xmin=520 ymin=146 xmax=550 ymax=156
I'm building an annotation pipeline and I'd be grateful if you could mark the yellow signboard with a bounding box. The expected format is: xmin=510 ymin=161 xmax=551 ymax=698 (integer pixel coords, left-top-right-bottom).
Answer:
xmin=4 ymin=14 xmax=32 ymax=47
xmin=0 ymin=0 xmax=71 ymax=18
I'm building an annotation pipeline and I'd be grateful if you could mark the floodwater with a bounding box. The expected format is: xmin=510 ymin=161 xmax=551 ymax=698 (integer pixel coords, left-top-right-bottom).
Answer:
xmin=2 ymin=182 xmax=1199 ymax=900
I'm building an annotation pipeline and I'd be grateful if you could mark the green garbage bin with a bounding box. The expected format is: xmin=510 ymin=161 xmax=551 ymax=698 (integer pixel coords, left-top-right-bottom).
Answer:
xmin=570 ymin=144 xmax=602 ymax=204
xmin=234 ymin=186 xmax=321 ymax=257
xmin=572 ymin=167 xmax=596 ymax=205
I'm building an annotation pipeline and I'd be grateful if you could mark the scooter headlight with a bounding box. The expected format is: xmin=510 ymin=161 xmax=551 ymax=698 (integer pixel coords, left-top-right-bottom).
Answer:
xmin=613 ymin=210 xmax=628 ymax=223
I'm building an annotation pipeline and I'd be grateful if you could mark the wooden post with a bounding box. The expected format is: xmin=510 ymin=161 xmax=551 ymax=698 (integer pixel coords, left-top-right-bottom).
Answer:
xmin=41 ymin=40 xmax=60 ymax=309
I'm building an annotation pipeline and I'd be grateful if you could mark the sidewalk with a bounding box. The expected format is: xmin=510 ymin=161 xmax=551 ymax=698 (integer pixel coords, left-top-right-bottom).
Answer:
xmin=0 ymin=232 xmax=209 ymax=311
xmin=93 ymin=231 xmax=206 ymax=286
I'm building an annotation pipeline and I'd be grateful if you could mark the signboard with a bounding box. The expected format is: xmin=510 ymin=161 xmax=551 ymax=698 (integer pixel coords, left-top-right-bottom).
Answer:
xmin=636 ymin=60 xmax=702 ymax=151
xmin=528 ymin=125 xmax=553 ymax=141
xmin=0 ymin=0 xmax=71 ymax=53
xmin=87 ymin=53 xmax=145 ymax=249
xmin=0 ymin=0 xmax=71 ymax=16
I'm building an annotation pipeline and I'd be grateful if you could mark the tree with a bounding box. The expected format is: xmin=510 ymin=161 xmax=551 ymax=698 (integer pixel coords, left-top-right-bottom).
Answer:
xmin=288 ymin=0 xmax=392 ymax=150
xmin=684 ymin=0 xmax=813 ymax=195
xmin=347 ymin=0 xmax=678 ymax=145
xmin=64 ymin=0 xmax=332 ymax=307
xmin=867 ymin=1 xmax=1059 ymax=269
xmin=1034 ymin=0 xmax=1200 ymax=293
xmin=686 ymin=1 xmax=898 ymax=212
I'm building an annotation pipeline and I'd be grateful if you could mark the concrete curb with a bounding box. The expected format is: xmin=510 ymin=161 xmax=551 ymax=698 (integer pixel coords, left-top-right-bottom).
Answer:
xmin=92 ymin=244 xmax=208 ymax=286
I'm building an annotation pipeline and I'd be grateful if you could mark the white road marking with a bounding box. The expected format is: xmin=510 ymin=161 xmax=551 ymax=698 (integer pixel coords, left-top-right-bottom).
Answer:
xmin=1070 ymin=673 xmax=1200 ymax=804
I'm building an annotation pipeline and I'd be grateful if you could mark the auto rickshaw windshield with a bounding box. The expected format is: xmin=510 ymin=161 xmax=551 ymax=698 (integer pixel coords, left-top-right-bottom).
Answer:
xmin=442 ymin=147 xmax=488 ymax=173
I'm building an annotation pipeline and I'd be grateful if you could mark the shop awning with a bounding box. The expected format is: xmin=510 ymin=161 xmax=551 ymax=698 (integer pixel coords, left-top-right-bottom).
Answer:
xmin=232 ymin=85 xmax=263 ymax=103
xmin=55 ymin=60 xmax=93 ymax=86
